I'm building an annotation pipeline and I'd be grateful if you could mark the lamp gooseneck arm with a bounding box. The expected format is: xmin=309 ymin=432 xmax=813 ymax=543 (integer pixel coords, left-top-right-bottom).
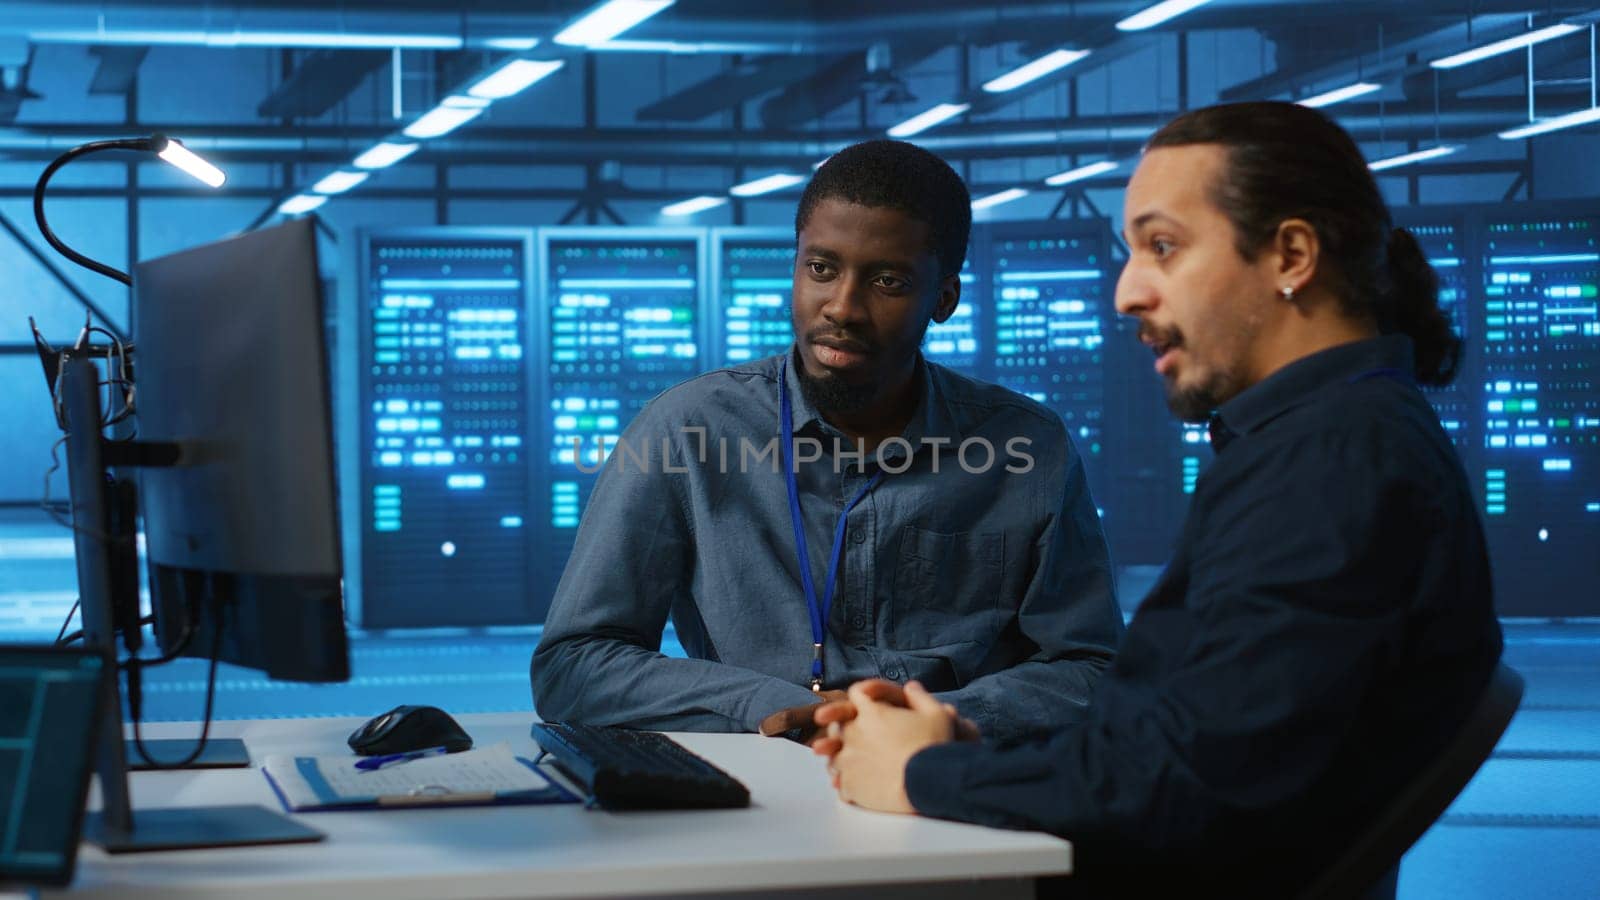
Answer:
xmin=33 ymin=137 xmax=163 ymax=287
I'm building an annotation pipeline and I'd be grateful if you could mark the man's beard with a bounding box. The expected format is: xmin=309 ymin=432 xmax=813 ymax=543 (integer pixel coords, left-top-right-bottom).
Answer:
xmin=1138 ymin=320 xmax=1243 ymax=423
xmin=795 ymin=355 xmax=881 ymax=416
xmin=1165 ymin=379 xmax=1230 ymax=423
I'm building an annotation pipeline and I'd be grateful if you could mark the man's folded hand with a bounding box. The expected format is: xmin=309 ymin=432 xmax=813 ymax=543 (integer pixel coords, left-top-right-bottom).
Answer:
xmin=758 ymin=690 xmax=848 ymax=743
xmin=810 ymin=679 xmax=980 ymax=759
xmin=816 ymin=680 xmax=963 ymax=813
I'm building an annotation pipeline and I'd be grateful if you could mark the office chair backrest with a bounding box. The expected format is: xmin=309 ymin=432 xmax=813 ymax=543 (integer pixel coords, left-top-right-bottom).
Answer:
xmin=1299 ymin=662 xmax=1524 ymax=900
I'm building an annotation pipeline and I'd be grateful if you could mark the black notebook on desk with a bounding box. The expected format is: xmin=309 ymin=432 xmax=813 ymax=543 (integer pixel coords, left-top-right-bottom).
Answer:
xmin=261 ymin=743 xmax=578 ymax=811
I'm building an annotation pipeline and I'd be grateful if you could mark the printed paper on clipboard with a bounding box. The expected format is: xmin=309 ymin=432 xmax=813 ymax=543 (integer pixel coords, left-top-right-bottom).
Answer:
xmin=261 ymin=742 xmax=579 ymax=811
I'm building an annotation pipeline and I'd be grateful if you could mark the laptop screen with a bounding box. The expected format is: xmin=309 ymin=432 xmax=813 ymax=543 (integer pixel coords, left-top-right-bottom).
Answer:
xmin=0 ymin=645 xmax=108 ymax=888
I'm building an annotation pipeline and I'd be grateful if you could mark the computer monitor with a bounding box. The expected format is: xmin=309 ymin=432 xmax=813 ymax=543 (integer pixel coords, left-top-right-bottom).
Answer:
xmin=0 ymin=645 xmax=107 ymax=888
xmin=131 ymin=217 xmax=349 ymax=683
xmin=53 ymin=217 xmax=346 ymax=851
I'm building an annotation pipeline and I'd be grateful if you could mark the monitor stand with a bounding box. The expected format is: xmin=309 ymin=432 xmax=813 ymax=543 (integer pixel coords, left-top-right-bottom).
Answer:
xmin=58 ymin=355 xmax=324 ymax=852
xmin=126 ymin=738 xmax=252 ymax=770
xmin=83 ymin=805 xmax=320 ymax=854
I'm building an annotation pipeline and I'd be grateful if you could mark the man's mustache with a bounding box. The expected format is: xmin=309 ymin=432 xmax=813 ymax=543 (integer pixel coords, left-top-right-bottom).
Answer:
xmin=806 ymin=328 xmax=876 ymax=354
xmin=1136 ymin=321 xmax=1183 ymax=349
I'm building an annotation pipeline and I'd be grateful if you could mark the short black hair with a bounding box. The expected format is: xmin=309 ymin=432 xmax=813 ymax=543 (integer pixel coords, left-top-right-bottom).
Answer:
xmin=795 ymin=140 xmax=971 ymax=278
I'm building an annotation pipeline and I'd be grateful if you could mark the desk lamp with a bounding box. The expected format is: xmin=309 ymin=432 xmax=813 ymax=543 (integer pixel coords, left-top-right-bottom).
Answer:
xmin=33 ymin=134 xmax=246 ymax=773
xmin=34 ymin=135 xmax=225 ymax=285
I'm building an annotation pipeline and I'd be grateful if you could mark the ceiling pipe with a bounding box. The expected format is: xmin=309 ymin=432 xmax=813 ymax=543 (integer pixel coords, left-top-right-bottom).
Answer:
xmin=10 ymin=2 xmax=1584 ymax=54
xmin=0 ymin=99 xmax=1545 ymax=167
xmin=0 ymin=1 xmax=1122 ymax=54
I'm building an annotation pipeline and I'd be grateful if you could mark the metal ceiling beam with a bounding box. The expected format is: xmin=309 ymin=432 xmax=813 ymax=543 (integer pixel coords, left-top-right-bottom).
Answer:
xmin=0 ymin=97 xmax=1551 ymax=170
xmin=1136 ymin=2 xmax=1595 ymax=31
xmin=637 ymin=54 xmax=836 ymax=122
xmin=0 ymin=157 xmax=1536 ymax=207
xmin=0 ymin=2 xmax=1128 ymax=54
xmin=1220 ymin=14 xmax=1533 ymax=102
xmin=758 ymin=42 xmax=948 ymax=130
xmin=87 ymin=45 xmax=149 ymax=95
xmin=746 ymin=3 xmax=1598 ymax=132
xmin=10 ymin=1 xmax=1586 ymax=55
xmin=1223 ymin=10 xmax=1600 ymax=108
xmin=4 ymin=3 xmax=565 ymax=52
xmin=766 ymin=4 xmax=1555 ymax=139
xmin=257 ymin=49 xmax=389 ymax=119
xmin=1402 ymin=28 xmax=1599 ymax=102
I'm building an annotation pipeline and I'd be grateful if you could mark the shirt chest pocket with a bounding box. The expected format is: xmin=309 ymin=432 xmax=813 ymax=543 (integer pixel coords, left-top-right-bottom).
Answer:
xmin=888 ymin=525 xmax=1005 ymax=650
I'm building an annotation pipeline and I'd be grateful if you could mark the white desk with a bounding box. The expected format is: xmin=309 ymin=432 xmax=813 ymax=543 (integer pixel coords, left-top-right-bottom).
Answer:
xmin=52 ymin=713 xmax=1071 ymax=899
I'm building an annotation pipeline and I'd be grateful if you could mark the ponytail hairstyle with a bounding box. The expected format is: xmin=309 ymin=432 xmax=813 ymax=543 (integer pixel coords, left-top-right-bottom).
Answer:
xmin=1145 ymin=102 xmax=1461 ymax=386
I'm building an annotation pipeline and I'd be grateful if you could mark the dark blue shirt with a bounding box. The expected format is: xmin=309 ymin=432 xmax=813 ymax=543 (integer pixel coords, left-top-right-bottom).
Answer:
xmin=905 ymin=335 xmax=1503 ymax=895
xmin=532 ymin=349 xmax=1124 ymax=740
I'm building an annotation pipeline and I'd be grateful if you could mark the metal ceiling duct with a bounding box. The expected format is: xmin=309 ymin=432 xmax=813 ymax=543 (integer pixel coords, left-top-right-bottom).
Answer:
xmin=17 ymin=1 xmax=1571 ymax=54
xmin=0 ymin=1 xmax=1089 ymax=54
xmin=0 ymin=98 xmax=1545 ymax=166
xmin=2 ymin=2 xmax=560 ymax=51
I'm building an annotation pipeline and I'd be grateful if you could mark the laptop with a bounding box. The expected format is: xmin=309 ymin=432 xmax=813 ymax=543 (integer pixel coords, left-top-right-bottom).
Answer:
xmin=0 ymin=644 xmax=110 ymax=888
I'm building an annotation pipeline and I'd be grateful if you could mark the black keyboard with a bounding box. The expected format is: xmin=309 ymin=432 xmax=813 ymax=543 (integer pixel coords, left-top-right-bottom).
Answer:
xmin=529 ymin=722 xmax=751 ymax=810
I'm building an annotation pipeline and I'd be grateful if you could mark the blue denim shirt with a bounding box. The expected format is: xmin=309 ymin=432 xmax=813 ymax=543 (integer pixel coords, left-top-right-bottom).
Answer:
xmin=531 ymin=348 xmax=1123 ymax=741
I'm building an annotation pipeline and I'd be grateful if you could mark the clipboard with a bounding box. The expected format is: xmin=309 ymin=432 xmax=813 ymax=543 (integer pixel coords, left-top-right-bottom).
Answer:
xmin=261 ymin=742 xmax=579 ymax=811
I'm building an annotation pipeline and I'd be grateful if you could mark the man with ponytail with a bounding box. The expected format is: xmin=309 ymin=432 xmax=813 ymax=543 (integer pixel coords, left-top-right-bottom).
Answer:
xmin=814 ymin=102 xmax=1503 ymax=899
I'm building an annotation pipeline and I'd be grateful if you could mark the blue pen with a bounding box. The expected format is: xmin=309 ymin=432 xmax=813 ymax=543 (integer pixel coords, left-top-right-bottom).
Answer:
xmin=355 ymin=745 xmax=450 ymax=772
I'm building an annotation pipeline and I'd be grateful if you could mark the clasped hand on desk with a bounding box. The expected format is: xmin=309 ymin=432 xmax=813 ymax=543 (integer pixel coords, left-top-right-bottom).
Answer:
xmin=803 ymin=679 xmax=980 ymax=814
xmin=758 ymin=690 xmax=849 ymax=743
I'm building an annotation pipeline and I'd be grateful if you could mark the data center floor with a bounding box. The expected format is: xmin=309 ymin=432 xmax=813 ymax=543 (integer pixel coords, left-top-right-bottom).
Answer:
xmin=1 ymin=509 xmax=1596 ymax=897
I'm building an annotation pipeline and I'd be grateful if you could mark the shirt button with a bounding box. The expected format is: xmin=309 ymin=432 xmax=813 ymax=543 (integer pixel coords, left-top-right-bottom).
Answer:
xmin=851 ymin=615 xmax=868 ymax=630
xmin=850 ymin=527 xmax=866 ymax=544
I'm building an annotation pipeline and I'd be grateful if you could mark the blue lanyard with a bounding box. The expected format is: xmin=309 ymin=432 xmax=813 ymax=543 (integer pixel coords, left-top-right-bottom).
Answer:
xmin=778 ymin=363 xmax=883 ymax=692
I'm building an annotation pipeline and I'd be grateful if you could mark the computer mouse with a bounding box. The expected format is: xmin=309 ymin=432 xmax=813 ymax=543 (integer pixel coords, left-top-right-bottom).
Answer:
xmin=348 ymin=704 xmax=474 ymax=756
